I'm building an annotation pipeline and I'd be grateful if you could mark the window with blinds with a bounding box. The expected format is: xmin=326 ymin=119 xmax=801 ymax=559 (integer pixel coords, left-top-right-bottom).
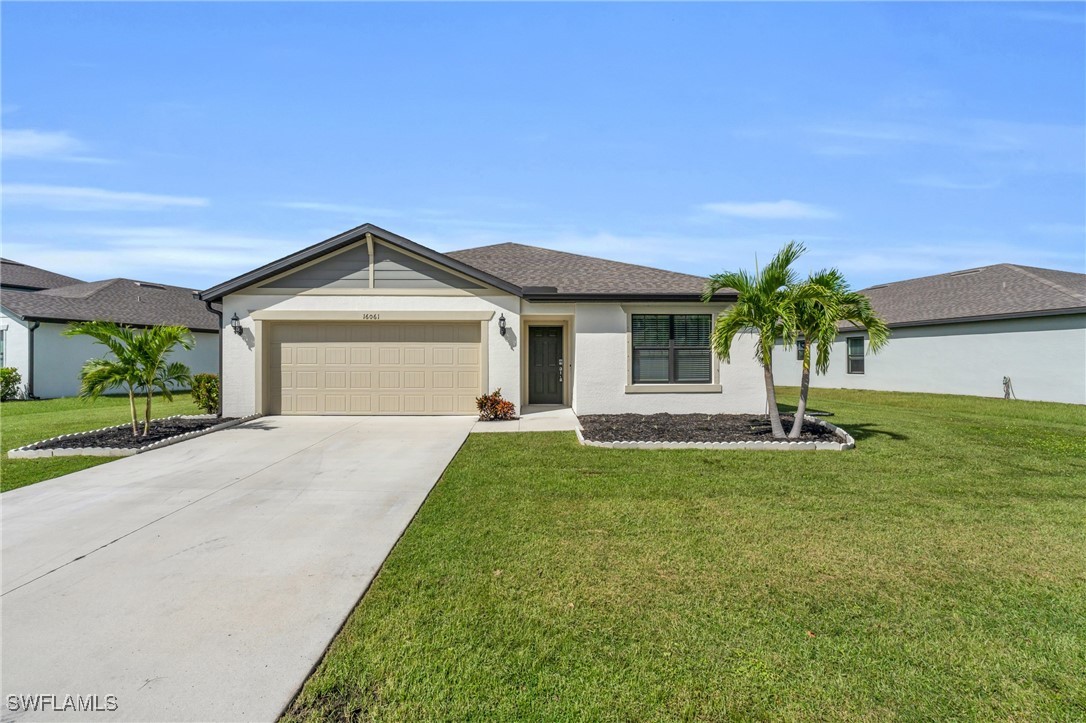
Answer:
xmin=631 ymin=314 xmax=713 ymax=384
xmin=847 ymin=336 xmax=865 ymax=374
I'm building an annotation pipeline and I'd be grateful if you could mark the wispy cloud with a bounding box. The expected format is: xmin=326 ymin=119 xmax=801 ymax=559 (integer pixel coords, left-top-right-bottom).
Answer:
xmin=2 ymin=184 xmax=208 ymax=211
xmin=274 ymin=201 xmax=404 ymax=218
xmin=1 ymin=128 xmax=110 ymax=163
xmin=1 ymin=225 xmax=298 ymax=285
xmin=700 ymin=200 xmax=838 ymax=220
xmin=901 ymin=175 xmax=1001 ymax=191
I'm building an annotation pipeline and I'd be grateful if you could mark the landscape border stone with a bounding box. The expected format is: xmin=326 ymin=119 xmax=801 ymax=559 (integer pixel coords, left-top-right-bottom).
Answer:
xmin=7 ymin=414 xmax=262 ymax=459
xmin=576 ymin=414 xmax=855 ymax=451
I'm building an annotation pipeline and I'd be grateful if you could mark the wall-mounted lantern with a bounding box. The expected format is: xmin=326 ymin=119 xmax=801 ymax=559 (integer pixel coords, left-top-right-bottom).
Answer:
xmin=230 ymin=313 xmax=244 ymax=336
xmin=498 ymin=314 xmax=507 ymax=336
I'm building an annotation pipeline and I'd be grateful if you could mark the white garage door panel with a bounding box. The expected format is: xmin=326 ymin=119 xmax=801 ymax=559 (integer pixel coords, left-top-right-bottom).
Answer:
xmin=270 ymin=322 xmax=482 ymax=415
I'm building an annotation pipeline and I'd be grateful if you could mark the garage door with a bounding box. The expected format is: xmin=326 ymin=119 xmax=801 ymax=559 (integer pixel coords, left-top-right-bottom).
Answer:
xmin=270 ymin=322 xmax=482 ymax=415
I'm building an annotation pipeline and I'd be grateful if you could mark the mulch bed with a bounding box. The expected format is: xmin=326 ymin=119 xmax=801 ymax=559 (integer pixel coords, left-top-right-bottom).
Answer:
xmin=579 ymin=413 xmax=838 ymax=444
xmin=29 ymin=417 xmax=238 ymax=451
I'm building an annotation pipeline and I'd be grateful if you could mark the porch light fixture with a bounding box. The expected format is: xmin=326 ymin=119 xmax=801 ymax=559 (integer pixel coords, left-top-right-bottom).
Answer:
xmin=498 ymin=314 xmax=507 ymax=336
xmin=230 ymin=313 xmax=243 ymax=336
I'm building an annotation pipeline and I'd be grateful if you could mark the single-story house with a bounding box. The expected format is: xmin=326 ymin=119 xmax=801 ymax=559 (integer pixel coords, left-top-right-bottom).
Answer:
xmin=772 ymin=263 xmax=1086 ymax=405
xmin=199 ymin=224 xmax=765 ymax=417
xmin=0 ymin=258 xmax=220 ymax=399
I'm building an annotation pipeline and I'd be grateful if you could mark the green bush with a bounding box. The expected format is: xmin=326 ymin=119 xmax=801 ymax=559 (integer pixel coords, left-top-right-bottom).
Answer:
xmin=190 ymin=373 xmax=220 ymax=414
xmin=0 ymin=367 xmax=22 ymax=401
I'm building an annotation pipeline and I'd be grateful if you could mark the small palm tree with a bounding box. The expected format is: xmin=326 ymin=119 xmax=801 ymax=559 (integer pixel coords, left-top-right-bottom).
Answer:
xmin=788 ymin=269 xmax=889 ymax=438
xmin=65 ymin=322 xmax=143 ymax=435
xmin=133 ymin=326 xmax=194 ymax=436
xmin=703 ymin=241 xmax=812 ymax=438
xmin=65 ymin=322 xmax=194 ymax=437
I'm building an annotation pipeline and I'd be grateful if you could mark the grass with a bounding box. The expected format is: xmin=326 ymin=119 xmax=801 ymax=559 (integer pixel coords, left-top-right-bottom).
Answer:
xmin=284 ymin=388 xmax=1086 ymax=721
xmin=1 ymin=394 xmax=202 ymax=493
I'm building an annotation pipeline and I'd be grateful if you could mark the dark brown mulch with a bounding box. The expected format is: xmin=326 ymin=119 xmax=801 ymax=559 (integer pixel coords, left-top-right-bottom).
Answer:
xmin=578 ymin=413 xmax=838 ymax=443
xmin=29 ymin=417 xmax=237 ymax=451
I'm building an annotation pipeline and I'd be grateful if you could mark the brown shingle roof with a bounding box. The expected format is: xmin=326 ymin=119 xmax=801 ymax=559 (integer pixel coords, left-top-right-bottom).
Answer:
xmin=858 ymin=264 xmax=1086 ymax=328
xmin=447 ymin=242 xmax=726 ymax=297
xmin=0 ymin=258 xmax=83 ymax=291
xmin=1 ymin=278 xmax=219 ymax=332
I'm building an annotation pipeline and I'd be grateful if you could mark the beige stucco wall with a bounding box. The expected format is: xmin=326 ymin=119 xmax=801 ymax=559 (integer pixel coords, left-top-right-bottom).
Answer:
xmin=772 ymin=313 xmax=1086 ymax=405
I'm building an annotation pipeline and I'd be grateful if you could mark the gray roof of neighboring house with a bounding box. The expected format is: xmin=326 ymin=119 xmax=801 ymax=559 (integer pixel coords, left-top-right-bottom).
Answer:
xmin=855 ymin=263 xmax=1086 ymax=328
xmin=0 ymin=258 xmax=83 ymax=291
xmin=198 ymin=223 xmax=734 ymax=302
xmin=1 ymin=278 xmax=220 ymax=332
xmin=446 ymin=242 xmax=726 ymax=299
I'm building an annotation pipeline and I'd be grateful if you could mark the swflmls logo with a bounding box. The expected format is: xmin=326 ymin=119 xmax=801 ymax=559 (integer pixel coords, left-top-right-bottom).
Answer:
xmin=6 ymin=694 xmax=119 ymax=712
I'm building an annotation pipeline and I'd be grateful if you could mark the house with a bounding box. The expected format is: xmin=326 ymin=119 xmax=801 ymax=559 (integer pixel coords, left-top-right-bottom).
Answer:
xmin=199 ymin=224 xmax=764 ymax=417
xmin=772 ymin=264 xmax=1086 ymax=405
xmin=0 ymin=259 xmax=220 ymax=399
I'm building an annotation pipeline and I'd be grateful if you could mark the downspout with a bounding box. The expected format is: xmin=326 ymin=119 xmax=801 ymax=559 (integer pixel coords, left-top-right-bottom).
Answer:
xmin=27 ymin=321 xmax=40 ymax=399
xmin=201 ymin=298 xmax=224 ymax=417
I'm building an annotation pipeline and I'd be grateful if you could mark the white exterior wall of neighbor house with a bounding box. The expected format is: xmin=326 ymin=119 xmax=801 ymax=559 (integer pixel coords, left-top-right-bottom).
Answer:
xmin=0 ymin=310 xmax=31 ymax=391
xmin=220 ymin=291 xmax=521 ymax=417
xmin=571 ymin=303 xmax=765 ymax=415
xmin=28 ymin=323 xmax=219 ymax=399
xmin=771 ymin=314 xmax=1086 ymax=405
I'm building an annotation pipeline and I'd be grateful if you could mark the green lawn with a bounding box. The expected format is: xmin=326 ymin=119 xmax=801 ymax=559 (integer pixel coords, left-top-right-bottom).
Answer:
xmin=1 ymin=395 xmax=202 ymax=493
xmin=284 ymin=388 xmax=1086 ymax=721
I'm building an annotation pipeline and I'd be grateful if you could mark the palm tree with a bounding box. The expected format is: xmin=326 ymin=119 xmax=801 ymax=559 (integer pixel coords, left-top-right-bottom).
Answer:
xmin=788 ymin=268 xmax=889 ymax=438
xmin=703 ymin=241 xmax=811 ymax=439
xmin=65 ymin=322 xmax=194 ymax=437
xmin=132 ymin=326 xmax=194 ymax=436
xmin=64 ymin=322 xmax=142 ymax=435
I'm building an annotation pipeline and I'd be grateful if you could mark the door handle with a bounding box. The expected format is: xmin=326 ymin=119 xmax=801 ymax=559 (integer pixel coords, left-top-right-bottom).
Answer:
xmin=558 ymin=358 xmax=563 ymax=383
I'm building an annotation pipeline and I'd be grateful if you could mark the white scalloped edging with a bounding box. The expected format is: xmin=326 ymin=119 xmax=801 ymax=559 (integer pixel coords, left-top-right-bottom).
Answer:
xmin=7 ymin=414 xmax=263 ymax=459
xmin=576 ymin=414 xmax=855 ymax=451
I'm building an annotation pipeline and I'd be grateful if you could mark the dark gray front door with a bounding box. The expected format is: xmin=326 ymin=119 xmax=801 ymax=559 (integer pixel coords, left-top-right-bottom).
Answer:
xmin=528 ymin=326 xmax=563 ymax=404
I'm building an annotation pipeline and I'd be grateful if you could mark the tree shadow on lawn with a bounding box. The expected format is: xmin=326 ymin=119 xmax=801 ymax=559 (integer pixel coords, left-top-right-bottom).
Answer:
xmin=776 ymin=403 xmax=909 ymax=442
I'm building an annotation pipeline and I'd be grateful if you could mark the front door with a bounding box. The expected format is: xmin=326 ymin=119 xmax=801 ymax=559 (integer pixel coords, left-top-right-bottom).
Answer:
xmin=528 ymin=326 xmax=563 ymax=404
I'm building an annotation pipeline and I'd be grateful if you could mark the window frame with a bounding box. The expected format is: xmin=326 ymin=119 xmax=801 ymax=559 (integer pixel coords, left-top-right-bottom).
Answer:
xmin=629 ymin=313 xmax=714 ymax=386
xmin=795 ymin=338 xmax=806 ymax=361
xmin=846 ymin=336 xmax=865 ymax=374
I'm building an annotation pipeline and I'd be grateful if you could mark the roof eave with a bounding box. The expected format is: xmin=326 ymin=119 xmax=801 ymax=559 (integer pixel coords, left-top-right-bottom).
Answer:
xmin=198 ymin=223 xmax=523 ymax=301
xmin=842 ymin=305 xmax=1086 ymax=331
xmin=523 ymin=292 xmax=737 ymax=303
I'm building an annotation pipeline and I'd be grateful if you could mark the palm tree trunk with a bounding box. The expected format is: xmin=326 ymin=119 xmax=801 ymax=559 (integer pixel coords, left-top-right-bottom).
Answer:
xmin=127 ymin=385 xmax=138 ymax=436
xmin=789 ymin=345 xmax=812 ymax=439
xmin=762 ymin=363 xmax=786 ymax=438
xmin=143 ymin=391 xmax=152 ymax=437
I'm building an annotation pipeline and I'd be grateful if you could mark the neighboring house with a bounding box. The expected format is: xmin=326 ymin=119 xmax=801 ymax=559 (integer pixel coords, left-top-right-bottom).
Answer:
xmin=773 ymin=264 xmax=1086 ymax=405
xmin=0 ymin=259 xmax=220 ymax=399
xmin=199 ymin=223 xmax=764 ymax=417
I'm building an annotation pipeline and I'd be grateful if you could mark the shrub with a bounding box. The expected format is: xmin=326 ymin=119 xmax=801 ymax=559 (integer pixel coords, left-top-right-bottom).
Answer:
xmin=475 ymin=388 xmax=517 ymax=421
xmin=0 ymin=367 xmax=22 ymax=401
xmin=190 ymin=373 xmax=220 ymax=415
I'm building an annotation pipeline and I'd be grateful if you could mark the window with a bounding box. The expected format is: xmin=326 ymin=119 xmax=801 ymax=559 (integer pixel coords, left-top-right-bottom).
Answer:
xmin=796 ymin=339 xmax=806 ymax=361
xmin=847 ymin=336 xmax=865 ymax=374
xmin=631 ymin=314 xmax=712 ymax=384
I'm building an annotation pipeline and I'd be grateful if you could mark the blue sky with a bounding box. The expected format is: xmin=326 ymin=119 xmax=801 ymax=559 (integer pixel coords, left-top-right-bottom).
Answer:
xmin=3 ymin=2 xmax=1084 ymax=291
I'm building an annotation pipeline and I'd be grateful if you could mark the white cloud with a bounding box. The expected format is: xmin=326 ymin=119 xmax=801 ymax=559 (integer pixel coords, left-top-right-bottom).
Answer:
xmin=1 ymin=128 xmax=109 ymax=163
xmin=1 ymin=225 xmax=299 ymax=287
xmin=275 ymin=201 xmax=404 ymax=218
xmin=700 ymin=200 xmax=838 ymax=220
xmin=2 ymin=184 xmax=208 ymax=211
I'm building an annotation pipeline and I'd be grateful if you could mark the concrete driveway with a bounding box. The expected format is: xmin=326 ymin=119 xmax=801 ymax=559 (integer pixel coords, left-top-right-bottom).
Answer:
xmin=1 ymin=416 xmax=474 ymax=722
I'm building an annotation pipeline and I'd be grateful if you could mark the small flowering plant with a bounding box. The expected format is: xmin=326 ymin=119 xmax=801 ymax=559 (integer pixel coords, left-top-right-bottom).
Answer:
xmin=475 ymin=388 xmax=517 ymax=421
